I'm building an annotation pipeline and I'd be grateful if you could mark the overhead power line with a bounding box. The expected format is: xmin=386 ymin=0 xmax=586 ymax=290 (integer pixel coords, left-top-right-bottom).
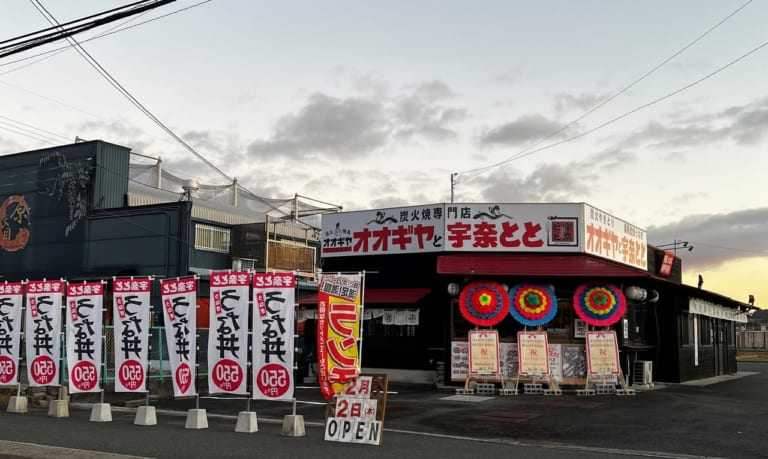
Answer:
xmin=0 ymin=0 xmax=212 ymax=72
xmin=0 ymin=1 xmax=212 ymax=148
xmin=0 ymin=113 xmax=70 ymax=143
xmin=468 ymin=37 xmax=768 ymax=176
xmin=1 ymin=0 xmax=149 ymax=47
xmin=458 ymin=0 xmax=754 ymax=181
xmin=30 ymin=0 xmax=232 ymax=183
xmin=1 ymin=0 xmax=176 ymax=59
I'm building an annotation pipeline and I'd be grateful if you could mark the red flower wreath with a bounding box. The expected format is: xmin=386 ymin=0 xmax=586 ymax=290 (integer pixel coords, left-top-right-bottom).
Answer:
xmin=573 ymin=282 xmax=626 ymax=327
xmin=458 ymin=281 xmax=510 ymax=327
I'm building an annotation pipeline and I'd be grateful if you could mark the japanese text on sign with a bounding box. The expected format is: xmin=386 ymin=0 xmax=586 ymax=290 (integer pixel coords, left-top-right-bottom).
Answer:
xmin=66 ymin=282 xmax=103 ymax=393
xmin=317 ymin=273 xmax=363 ymax=400
xmin=468 ymin=330 xmax=500 ymax=375
xmin=252 ymin=272 xmax=295 ymax=400
xmin=324 ymin=375 xmax=386 ymax=446
xmin=584 ymin=204 xmax=647 ymax=269
xmin=0 ymin=283 xmax=23 ymax=385
xmin=113 ymin=277 xmax=151 ymax=393
xmin=321 ymin=205 xmax=445 ymax=256
xmin=209 ymin=271 xmax=249 ymax=394
xmin=585 ymin=331 xmax=621 ymax=376
xmin=517 ymin=332 xmax=551 ymax=376
xmin=161 ymin=277 xmax=197 ymax=397
xmin=25 ymin=280 xmax=63 ymax=387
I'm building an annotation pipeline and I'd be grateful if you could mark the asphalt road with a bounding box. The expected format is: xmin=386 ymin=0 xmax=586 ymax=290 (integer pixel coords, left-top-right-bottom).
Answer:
xmin=1 ymin=362 xmax=766 ymax=458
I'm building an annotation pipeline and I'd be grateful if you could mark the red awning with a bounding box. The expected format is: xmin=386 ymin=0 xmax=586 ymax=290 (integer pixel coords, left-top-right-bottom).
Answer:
xmin=298 ymin=288 xmax=430 ymax=305
xmin=437 ymin=253 xmax=652 ymax=278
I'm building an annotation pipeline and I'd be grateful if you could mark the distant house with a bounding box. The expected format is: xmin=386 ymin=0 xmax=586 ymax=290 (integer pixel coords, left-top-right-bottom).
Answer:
xmin=746 ymin=309 xmax=768 ymax=331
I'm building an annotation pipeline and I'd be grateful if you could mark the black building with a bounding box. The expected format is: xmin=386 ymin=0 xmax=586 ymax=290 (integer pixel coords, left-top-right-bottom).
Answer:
xmin=0 ymin=140 xmax=333 ymax=327
xmin=313 ymin=204 xmax=754 ymax=385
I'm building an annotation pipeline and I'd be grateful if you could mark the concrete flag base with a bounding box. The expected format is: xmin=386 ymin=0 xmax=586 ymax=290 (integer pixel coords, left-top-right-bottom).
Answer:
xmin=7 ymin=396 xmax=28 ymax=414
xmin=48 ymin=400 xmax=69 ymax=418
xmin=89 ymin=403 xmax=112 ymax=422
xmin=235 ymin=411 xmax=258 ymax=433
xmin=135 ymin=406 xmax=157 ymax=426
xmin=185 ymin=408 xmax=208 ymax=429
xmin=281 ymin=414 xmax=305 ymax=437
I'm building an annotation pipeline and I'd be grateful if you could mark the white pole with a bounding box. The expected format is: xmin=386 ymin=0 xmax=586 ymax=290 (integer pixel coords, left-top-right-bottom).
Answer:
xmin=358 ymin=271 xmax=366 ymax=370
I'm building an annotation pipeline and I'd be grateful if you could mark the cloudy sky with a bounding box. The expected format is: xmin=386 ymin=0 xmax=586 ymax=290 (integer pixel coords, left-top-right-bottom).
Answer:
xmin=2 ymin=0 xmax=767 ymax=306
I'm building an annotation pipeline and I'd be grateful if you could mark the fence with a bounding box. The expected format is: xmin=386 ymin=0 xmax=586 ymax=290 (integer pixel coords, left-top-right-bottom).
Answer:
xmin=104 ymin=326 xmax=212 ymax=383
xmin=13 ymin=326 xmax=307 ymax=389
xmin=57 ymin=326 xmax=212 ymax=385
xmin=737 ymin=331 xmax=768 ymax=350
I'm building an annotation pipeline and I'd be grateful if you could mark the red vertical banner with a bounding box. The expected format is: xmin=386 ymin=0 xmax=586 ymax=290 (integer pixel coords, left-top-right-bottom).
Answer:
xmin=0 ymin=282 xmax=24 ymax=385
xmin=208 ymin=271 xmax=250 ymax=394
xmin=113 ymin=277 xmax=152 ymax=392
xmin=659 ymin=251 xmax=675 ymax=276
xmin=252 ymin=272 xmax=295 ymax=400
xmin=161 ymin=277 xmax=197 ymax=397
xmin=25 ymin=280 xmax=64 ymax=387
xmin=316 ymin=273 xmax=363 ymax=400
xmin=66 ymin=282 xmax=104 ymax=394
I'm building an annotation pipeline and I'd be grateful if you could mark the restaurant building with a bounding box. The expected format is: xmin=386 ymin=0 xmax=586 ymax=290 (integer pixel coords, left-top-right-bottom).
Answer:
xmin=311 ymin=203 xmax=751 ymax=386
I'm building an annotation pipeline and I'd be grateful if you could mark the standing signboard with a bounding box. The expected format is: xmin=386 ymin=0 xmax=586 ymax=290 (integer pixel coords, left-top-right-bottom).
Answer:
xmin=113 ymin=277 xmax=152 ymax=392
xmin=324 ymin=374 xmax=388 ymax=445
xmin=208 ymin=271 xmax=249 ymax=395
xmin=25 ymin=280 xmax=63 ymax=387
xmin=0 ymin=282 xmax=24 ymax=385
xmin=66 ymin=281 xmax=104 ymax=394
xmin=468 ymin=330 xmax=500 ymax=375
xmin=585 ymin=331 xmax=621 ymax=377
xmin=252 ymin=272 xmax=295 ymax=400
xmin=517 ymin=331 xmax=550 ymax=376
xmin=161 ymin=277 xmax=197 ymax=397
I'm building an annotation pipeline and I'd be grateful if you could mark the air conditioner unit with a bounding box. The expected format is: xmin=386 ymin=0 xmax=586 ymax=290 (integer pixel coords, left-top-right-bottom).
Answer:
xmin=231 ymin=257 xmax=257 ymax=271
xmin=633 ymin=360 xmax=653 ymax=387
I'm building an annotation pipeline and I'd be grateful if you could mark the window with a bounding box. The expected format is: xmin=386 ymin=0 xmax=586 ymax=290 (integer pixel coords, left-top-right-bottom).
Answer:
xmin=680 ymin=312 xmax=694 ymax=346
xmin=699 ymin=317 xmax=713 ymax=346
xmin=364 ymin=315 xmax=417 ymax=337
xmin=194 ymin=224 xmax=230 ymax=253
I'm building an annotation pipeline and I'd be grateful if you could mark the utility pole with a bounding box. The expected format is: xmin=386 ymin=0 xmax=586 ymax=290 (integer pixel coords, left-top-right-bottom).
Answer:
xmin=450 ymin=173 xmax=458 ymax=203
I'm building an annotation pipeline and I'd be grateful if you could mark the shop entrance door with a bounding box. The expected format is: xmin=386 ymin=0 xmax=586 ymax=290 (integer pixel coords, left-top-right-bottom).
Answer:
xmin=713 ymin=320 xmax=728 ymax=375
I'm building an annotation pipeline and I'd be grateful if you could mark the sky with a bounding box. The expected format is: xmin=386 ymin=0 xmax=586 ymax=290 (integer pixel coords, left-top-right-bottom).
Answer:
xmin=1 ymin=0 xmax=767 ymax=307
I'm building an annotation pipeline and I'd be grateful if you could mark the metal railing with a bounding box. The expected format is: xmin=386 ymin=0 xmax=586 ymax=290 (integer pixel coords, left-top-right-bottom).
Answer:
xmin=57 ymin=326 xmax=212 ymax=384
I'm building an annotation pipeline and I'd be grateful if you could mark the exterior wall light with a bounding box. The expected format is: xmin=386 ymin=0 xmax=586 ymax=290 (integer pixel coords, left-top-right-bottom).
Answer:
xmin=447 ymin=282 xmax=460 ymax=296
xmin=624 ymin=286 xmax=647 ymax=301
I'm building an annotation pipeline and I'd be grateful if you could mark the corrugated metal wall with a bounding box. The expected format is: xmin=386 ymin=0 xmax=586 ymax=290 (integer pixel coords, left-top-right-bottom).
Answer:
xmin=92 ymin=141 xmax=130 ymax=210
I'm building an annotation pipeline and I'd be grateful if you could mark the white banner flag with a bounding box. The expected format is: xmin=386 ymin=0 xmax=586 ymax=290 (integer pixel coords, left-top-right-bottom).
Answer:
xmin=208 ymin=271 xmax=249 ymax=394
xmin=113 ymin=277 xmax=152 ymax=392
xmin=0 ymin=282 xmax=24 ymax=385
xmin=66 ymin=282 xmax=104 ymax=394
xmin=252 ymin=272 xmax=295 ymax=400
xmin=25 ymin=280 xmax=64 ymax=387
xmin=161 ymin=277 xmax=197 ymax=397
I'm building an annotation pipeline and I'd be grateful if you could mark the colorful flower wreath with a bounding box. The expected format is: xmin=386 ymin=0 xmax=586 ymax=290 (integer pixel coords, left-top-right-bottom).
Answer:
xmin=573 ymin=282 xmax=626 ymax=326
xmin=458 ymin=281 xmax=510 ymax=327
xmin=508 ymin=283 xmax=558 ymax=327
